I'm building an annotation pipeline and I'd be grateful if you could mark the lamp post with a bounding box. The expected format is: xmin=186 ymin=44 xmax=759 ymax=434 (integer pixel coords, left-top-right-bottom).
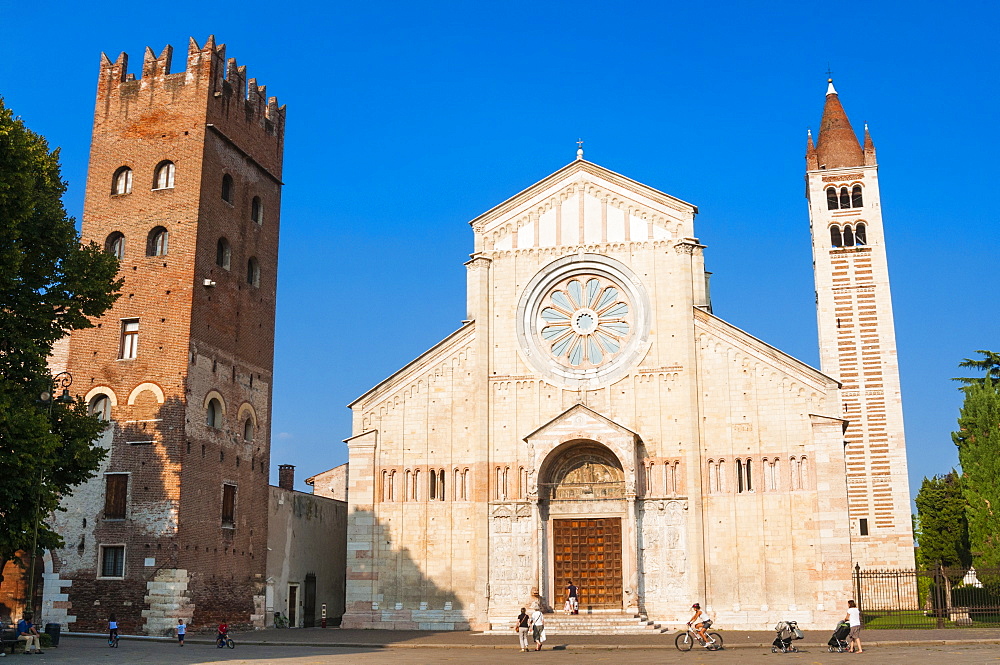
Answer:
xmin=28 ymin=371 xmax=73 ymax=618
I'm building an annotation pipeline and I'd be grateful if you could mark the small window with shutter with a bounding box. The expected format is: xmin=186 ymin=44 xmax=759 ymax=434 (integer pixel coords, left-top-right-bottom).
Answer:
xmin=104 ymin=474 xmax=128 ymax=519
xmin=222 ymin=484 xmax=237 ymax=528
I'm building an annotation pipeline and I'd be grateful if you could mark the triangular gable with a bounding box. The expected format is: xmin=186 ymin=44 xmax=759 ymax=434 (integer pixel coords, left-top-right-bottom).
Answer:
xmin=522 ymin=403 xmax=639 ymax=443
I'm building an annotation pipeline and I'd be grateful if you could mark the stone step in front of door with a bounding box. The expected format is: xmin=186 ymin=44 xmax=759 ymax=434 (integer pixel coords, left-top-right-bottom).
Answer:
xmin=485 ymin=612 xmax=669 ymax=635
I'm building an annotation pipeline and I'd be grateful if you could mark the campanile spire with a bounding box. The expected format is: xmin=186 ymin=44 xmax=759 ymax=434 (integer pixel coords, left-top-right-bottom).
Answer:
xmin=815 ymin=79 xmax=864 ymax=169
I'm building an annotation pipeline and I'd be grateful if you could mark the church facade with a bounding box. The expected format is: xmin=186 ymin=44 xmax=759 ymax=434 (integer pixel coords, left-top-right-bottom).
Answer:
xmin=339 ymin=82 xmax=913 ymax=631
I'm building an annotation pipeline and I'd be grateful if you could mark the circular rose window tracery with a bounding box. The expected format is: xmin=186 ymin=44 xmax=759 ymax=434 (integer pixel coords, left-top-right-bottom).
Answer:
xmin=539 ymin=276 xmax=632 ymax=369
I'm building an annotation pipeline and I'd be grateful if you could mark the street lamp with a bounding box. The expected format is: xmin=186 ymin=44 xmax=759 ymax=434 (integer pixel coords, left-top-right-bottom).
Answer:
xmin=28 ymin=371 xmax=73 ymax=619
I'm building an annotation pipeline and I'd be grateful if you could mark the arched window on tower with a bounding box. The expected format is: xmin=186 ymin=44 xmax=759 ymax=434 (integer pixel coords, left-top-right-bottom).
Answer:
xmin=146 ymin=226 xmax=168 ymax=256
xmin=88 ymin=394 xmax=112 ymax=421
xmin=839 ymin=187 xmax=850 ymax=209
xmin=843 ymin=225 xmax=855 ymax=247
xmin=216 ymin=238 xmax=231 ymax=270
xmin=851 ymin=185 xmax=863 ymax=208
xmin=105 ymin=232 xmax=125 ymax=260
xmin=826 ymin=187 xmax=838 ymax=210
xmin=206 ymin=398 xmax=222 ymax=428
xmin=251 ymin=196 xmax=263 ymax=225
xmin=221 ymin=174 xmax=234 ymax=203
xmin=112 ymin=167 xmax=132 ymax=195
xmin=855 ymin=223 xmax=867 ymax=245
xmin=429 ymin=470 xmax=437 ymax=501
xmin=830 ymin=226 xmax=842 ymax=248
xmin=247 ymin=257 xmax=260 ymax=287
xmin=243 ymin=418 xmax=254 ymax=442
xmin=153 ymin=161 xmax=175 ymax=190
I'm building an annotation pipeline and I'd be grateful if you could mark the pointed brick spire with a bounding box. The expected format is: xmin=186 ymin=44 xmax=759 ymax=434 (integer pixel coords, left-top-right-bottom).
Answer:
xmin=863 ymin=123 xmax=877 ymax=165
xmin=806 ymin=129 xmax=819 ymax=170
xmin=815 ymin=79 xmax=863 ymax=169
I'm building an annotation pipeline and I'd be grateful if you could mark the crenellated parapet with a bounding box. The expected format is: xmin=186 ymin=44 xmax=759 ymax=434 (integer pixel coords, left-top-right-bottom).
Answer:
xmin=95 ymin=35 xmax=285 ymax=145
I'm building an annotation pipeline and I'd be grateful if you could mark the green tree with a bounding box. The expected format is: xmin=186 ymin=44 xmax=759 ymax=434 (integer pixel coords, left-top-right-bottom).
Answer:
xmin=954 ymin=350 xmax=1000 ymax=387
xmin=914 ymin=471 xmax=970 ymax=571
xmin=0 ymin=97 xmax=122 ymax=588
xmin=952 ymin=351 xmax=1000 ymax=572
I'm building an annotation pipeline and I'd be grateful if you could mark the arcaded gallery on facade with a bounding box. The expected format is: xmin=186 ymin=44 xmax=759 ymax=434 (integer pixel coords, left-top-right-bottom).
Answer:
xmin=331 ymin=81 xmax=915 ymax=632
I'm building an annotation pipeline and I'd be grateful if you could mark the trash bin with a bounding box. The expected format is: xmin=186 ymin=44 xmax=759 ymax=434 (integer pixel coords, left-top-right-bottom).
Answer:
xmin=44 ymin=623 xmax=60 ymax=647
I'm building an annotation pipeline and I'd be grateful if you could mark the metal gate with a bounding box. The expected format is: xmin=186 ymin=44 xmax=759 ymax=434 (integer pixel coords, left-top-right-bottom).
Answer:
xmin=553 ymin=518 xmax=623 ymax=609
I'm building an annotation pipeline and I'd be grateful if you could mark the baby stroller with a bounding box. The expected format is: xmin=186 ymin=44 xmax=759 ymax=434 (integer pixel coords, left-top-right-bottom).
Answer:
xmin=771 ymin=620 xmax=803 ymax=653
xmin=828 ymin=620 xmax=850 ymax=652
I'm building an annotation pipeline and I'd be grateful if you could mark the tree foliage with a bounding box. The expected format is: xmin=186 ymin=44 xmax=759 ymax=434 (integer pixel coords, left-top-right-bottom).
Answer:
xmin=952 ymin=351 xmax=1000 ymax=571
xmin=914 ymin=471 xmax=970 ymax=571
xmin=0 ymin=97 xmax=122 ymax=583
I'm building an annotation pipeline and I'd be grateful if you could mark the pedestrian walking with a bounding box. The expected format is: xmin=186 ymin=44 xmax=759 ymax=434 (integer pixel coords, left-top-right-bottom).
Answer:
xmin=175 ymin=619 xmax=186 ymax=646
xmin=844 ymin=599 xmax=863 ymax=653
xmin=529 ymin=608 xmax=546 ymax=651
xmin=566 ymin=579 xmax=579 ymax=614
xmin=514 ymin=608 xmax=530 ymax=652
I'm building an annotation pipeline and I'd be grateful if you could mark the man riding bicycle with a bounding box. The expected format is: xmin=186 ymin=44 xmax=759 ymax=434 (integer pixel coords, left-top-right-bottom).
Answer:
xmin=688 ymin=603 xmax=713 ymax=645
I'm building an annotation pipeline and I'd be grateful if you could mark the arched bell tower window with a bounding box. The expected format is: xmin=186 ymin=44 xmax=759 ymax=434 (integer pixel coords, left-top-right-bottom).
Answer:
xmin=221 ymin=174 xmax=234 ymax=203
xmin=843 ymin=225 xmax=855 ymax=247
xmin=839 ymin=187 xmax=850 ymax=209
xmin=851 ymin=185 xmax=863 ymax=208
xmin=216 ymin=238 xmax=231 ymax=270
xmin=826 ymin=187 xmax=838 ymax=210
xmin=146 ymin=226 xmax=168 ymax=256
xmin=112 ymin=167 xmax=132 ymax=195
xmin=153 ymin=161 xmax=175 ymax=190
xmin=105 ymin=232 xmax=125 ymax=260
xmin=855 ymin=223 xmax=867 ymax=245
xmin=830 ymin=226 xmax=843 ymax=248
xmin=246 ymin=257 xmax=260 ymax=287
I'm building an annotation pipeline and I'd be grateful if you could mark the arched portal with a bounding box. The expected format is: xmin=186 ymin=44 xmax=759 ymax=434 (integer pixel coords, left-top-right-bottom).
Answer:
xmin=539 ymin=440 xmax=627 ymax=610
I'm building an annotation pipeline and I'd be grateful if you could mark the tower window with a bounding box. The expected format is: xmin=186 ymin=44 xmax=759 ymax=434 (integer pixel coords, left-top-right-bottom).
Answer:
xmin=119 ymin=319 xmax=139 ymax=359
xmin=222 ymin=174 xmax=234 ymax=203
xmin=112 ymin=167 xmax=133 ymax=195
xmin=251 ymin=196 xmax=263 ymax=224
xmin=243 ymin=418 xmax=254 ymax=442
xmin=105 ymin=232 xmax=125 ymax=260
xmin=843 ymin=225 xmax=855 ymax=247
xmin=216 ymin=238 xmax=231 ymax=270
xmin=830 ymin=226 xmax=842 ymax=248
xmin=246 ymin=257 xmax=260 ymax=287
xmin=855 ymin=223 xmax=867 ymax=245
xmin=851 ymin=185 xmax=863 ymax=208
xmin=206 ymin=398 xmax=223 ymax=428
xmin=104 ymin=473 xmax=128 ymax=519
xmin=146 ymin=226 xmax=169 ymax=256
xmin=100 ymin=545 xmax=125 ymax=578
xmin=221 ymin=483 xmax=236 ymax=528
xmin=859 ymin=518 xmax=869 ymax=536
xmin=153 ymin=161 xmax=175 ymax=190
xmin=826 ymin=187 xmax=838 ymax=210
xmin=88 ymin=394 xmax=112 ymax=421
xmin=839 ymin=187 xmax=850 ymax=209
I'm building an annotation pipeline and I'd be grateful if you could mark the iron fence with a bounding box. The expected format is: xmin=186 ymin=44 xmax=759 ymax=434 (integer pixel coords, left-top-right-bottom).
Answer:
xmin=853 ymin=563 xmax=1000 ymax=628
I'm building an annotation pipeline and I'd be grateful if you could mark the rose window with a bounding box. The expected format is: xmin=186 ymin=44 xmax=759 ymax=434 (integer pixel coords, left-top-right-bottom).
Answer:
xmin=539 ymin=277 xmax=631 ymax=368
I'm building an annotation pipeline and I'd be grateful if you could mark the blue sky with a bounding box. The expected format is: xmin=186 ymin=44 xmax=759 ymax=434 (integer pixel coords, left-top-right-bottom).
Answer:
xmin=1 ymin=1 xmax=996 ymax=497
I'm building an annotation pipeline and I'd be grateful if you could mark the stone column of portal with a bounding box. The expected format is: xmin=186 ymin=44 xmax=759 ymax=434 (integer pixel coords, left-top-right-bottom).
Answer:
xmin=624 ymin=495 xmax=640 ymax=613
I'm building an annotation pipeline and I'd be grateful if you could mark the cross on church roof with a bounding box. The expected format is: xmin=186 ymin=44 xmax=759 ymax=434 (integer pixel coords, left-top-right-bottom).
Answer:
xmin=576 ymin=138 xmax=584 ymax=160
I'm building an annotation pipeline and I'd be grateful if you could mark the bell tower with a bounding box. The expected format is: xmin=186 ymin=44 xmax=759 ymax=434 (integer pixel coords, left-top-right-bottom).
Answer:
xmin=806 ymin=79 xmax=914 ymax=568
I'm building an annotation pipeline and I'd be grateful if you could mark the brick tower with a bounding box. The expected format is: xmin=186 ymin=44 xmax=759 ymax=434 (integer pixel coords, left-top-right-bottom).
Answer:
xmin=806 ymin=79 xmax=914 ymax=568
xmin=43 ymin=37 xmax=285 ymax=633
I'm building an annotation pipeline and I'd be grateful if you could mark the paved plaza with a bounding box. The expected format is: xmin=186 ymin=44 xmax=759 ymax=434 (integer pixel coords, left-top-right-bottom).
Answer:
xmin=11 ymin=634 xmax=999 ymax=664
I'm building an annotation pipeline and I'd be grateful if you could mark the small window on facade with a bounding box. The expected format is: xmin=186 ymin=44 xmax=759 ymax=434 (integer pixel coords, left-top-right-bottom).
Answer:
xmin=413 ymin=469 xmax=420 ymax=501
xmin=859 ymin=518 xmax=869 ymax=536
xmin=221 ymin=174 xmax=234 ymax=203
xmin=146 ymin=226 xmax=169 ymax=256
xmin=251 ymin=196 xmax=263 ymax=224
xmin=405 ymin=470 xmax=412 ymax=501
xmin=222 ymin=484 xmax=236 ymax=528
xmin=206 ymin=398 xmax=222 ymax=428
xmin=100 ymin=545 xmax=125 ymax=577
xmin=855 ymin=223 xmax=867 ymax=245
xmin=736 ymin=459 xmax=744 ymax=493
xmin=839 ymin=186 xmax=850 ymax=209
xmin=216 ymin=238 xmax=231 ymax=270
xmin=243 ymin=418 xmax=254 ymax=442
xmin=826 ymin=187 xmax=838 ymax=210
xmin=153 ymin=161 xmax=175 ymax=190
xmin=89 ymin=394 xmax=112 ymax=421
xmin=438 ymin=469 xmax=446 ymax=500
xmin=119 ymin=319 xmax=139 ymax=359
xmin=106 ymin=232 xmax=125 ymax=260
xmin=851 ymin=185 xmax=863 ymax=208
xmin=112 ymin=167 xmax=133 ymax=195
xmin=247 ymin=257 xmax=260 ymax=287
xmin=429 ymin=470 xmax=437 ymax=501
xmin=104 ymin=474 xmax=128 ymax=519
xmin=388 ymin=470 xmax=396 ymax=501
xmin=744 ymin=458 xmax=753 ymax=492
xmin=830 ymin=226 xmax=842 ymax=247
xmin=843 ymin=225 xmax=855 ymax=247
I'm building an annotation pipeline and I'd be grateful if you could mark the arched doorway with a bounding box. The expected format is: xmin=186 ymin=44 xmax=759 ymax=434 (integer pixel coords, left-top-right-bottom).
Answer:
xmin=539 ymin=441 xmax=626 ymax=610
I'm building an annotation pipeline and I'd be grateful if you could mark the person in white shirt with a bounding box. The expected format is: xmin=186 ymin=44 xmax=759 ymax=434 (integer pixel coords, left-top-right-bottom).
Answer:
xmin=175 ymin=619 xmax=186 ymax=646
xmin=844 ymin=599 xmax=863 ymax=653
xmin=529 ymin=608 xmax=546 ymax=651
xmin=687 ymin=603 xmax=716 ymax=646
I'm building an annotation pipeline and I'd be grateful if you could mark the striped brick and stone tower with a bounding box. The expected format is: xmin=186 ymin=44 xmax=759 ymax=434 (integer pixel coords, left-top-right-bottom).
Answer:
xmin=42 ymin=36 xmax=285 ymax=633
xmin=806 ymin=79 xmax=914 ymax=569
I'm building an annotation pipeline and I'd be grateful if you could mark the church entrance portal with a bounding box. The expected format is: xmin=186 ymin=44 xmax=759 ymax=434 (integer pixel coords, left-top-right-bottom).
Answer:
xmin=553 ymin=518 xmax=623 ymax=609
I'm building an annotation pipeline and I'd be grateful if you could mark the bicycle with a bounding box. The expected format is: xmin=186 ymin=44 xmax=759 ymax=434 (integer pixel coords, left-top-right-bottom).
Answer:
xmin=108 ymin=632 xmax=119 ymax=648
xmin=216 ymin=634 xmax=235 ymax=649
xmin=675 ymin=623 xmax=724 ymax=651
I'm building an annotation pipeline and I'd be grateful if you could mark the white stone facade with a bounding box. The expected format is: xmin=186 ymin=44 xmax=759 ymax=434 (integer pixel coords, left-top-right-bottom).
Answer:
xmin=341 ymin=158 xmax=867 ymax=631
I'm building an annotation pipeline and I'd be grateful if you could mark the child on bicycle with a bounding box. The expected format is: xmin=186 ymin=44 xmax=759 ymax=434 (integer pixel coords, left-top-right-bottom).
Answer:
xmin=108 ymin=613 xmax=118 ymax=644
xmin=217 ymin=621 xmax=229 ymax=646
xmin=687 ymin=603 xmax=715 ymax=646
